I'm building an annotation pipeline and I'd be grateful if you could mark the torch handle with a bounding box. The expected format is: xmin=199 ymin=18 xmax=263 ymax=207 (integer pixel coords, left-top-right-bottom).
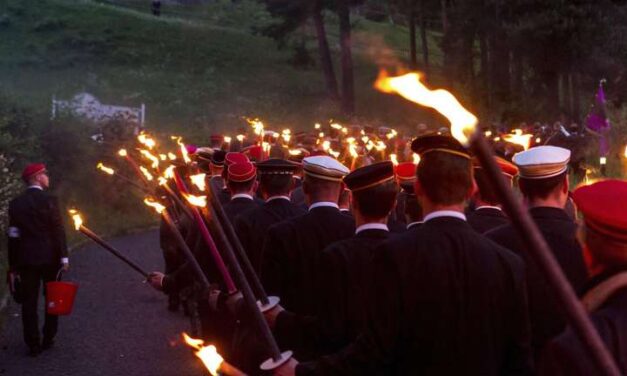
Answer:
xmin=471 ymin=133 xmax=621 ymax=376
xmin=208 ymin=179 xmax=269 ymax=304
xmin=161 ymin=211 xmax=212 ymax=291
xmin=162 ymin=183 xmax=194 ymax=221
xmin=173 ymin=170 xmax=238 ymax=293
xmin=111 ymin=172 xmax=153 ymax=195
xmin=124 ymin=155 xmax=150 ymax=187
xmin=79 ymin=226 xmax=149 ymax=278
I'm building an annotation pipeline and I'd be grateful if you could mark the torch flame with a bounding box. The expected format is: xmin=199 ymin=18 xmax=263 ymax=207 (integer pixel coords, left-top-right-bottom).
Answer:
xmin=224 ymin=136 xmax=232 ymax=144
xmin=190 ymin=173 xmax=207 ymax=192
xmin=182 ymin=333 xmax=223 ymax=376
xmin=68 ymin=209 xmax=83 ymax=231
xmin=139 ymin=149 xmax=160 ymax=169
xmin=503 ymin=129 xmax=533 ymax=151
xmin=143 ymin=198 xmax=166 ymax=214
xmin=168 ymin=152 xmax=177 ymax=161
xmin=118 ymin=149 xmax=128 ymax=157
xmin=137 ymin=132 xmax=156 ymax=149
xmin=183 ymin=193 xmax=207 ymax=207
xmin=413 ymin=153 xmax=421 ymax=164
xmin=247 ymin=118 xmax=265 ymax=136
xmin=390 ymin=154 xmax=399 ymax=166
xmin=349 ymin=143 xmax=358 ymax=158
xmin=139 ymin=166 xmax=154 ymax=181
xmin=236 ymin=134 xmax=244 ymax=142
xmin=330 ymin=123 xmax=343 ymax=130
xmin=163 ymin=165 xmax=175 ymax=179
xmin=624 ymin=145 xmax=627 ymax=158
xmin=96 ymin=162 xmax=115 ymax=175
xmin=289 ymin=149 xmax=302 ymax=156
xmin=375 ymin=71 xmax=477 ymax=145
xmin=159 ymin=154 xmax=167 ymax=161
xmin=176 ymin=137 xmax=191 ymax=164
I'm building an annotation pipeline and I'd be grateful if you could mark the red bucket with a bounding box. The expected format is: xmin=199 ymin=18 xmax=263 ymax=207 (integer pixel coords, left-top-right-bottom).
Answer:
xmin=46 ymin=281 xmax=79 ymax=315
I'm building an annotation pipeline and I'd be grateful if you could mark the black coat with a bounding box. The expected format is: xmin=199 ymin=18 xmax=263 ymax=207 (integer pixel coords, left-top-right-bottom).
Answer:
xmin=275 ymin=229 xmax=390 ymax=360
xmin=290 ymin=186 xmax=306 ymax=208
xmin=539 ymin=270 xmax=627 ymax=376
xmin=261 ymin=206 xmax=355 ymax=315
xmin=387 ymin=191 xmax=408 ymax=233
xmin=486 ymin=206 xmax=587 ymax=359
xmin=234 ymin=197 xmax=306 ymax=275
xmin=467 ymin=207 xmax=509 ymax=234
xmin=297 ymin=217 xmax=532 ymax=376
xmin=223 ymin=197 xmax=259 ymax=225
xmin=8 ymin=188 xmax=68 ymax=268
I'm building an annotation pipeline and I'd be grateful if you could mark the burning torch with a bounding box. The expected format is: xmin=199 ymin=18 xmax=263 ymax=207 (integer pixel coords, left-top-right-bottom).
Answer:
xmin=68 ymin=209 xmax=149 ymax=277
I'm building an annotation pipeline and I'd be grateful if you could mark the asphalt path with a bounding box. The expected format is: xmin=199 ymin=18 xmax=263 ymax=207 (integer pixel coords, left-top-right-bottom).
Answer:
xmin=0 ymin=230 xmax=206 ymax=376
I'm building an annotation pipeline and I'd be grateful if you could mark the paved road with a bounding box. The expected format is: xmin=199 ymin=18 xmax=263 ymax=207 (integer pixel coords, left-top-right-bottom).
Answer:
xmin=0 ymin=230 xmax=206 ymax=376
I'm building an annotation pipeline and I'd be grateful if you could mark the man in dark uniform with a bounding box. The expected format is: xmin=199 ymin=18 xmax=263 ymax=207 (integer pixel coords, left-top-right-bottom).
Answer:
xmin=265 ymin=161 xmax=398 ymax=362
xmin=214 ymin=152 xmax=249 ymax=206
xmin=222 ymin=161 xmax=259 ymax=224
xmin=7 ymin=163 xmax=69 ymax=356
xmin=467 ymin=156 xmax=518 ymax=234
xmin=234 ymin=159 xmax=305 ymax=275
xmin=288 ymin=149 xmax=309 ymax=209
xmin=487 ymin=145 xmax=587 ymax=360
xmin=261 ymin=155 xmax=354 ymax=316
xmin=274 ymin=134 xmax=532 ymax=375
xmin=539 ymin=180 xmax=627 ymax=375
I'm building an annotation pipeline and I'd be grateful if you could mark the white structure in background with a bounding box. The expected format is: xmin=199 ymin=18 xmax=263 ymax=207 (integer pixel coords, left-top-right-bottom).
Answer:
xmin=51 ymin=93 xmax=145 ymax=129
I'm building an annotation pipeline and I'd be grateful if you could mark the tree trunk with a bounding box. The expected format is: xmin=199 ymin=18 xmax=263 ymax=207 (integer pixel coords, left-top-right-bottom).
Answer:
xmin=408 ymin=9 xmax=417 ymax=69
xmin=479 ymin=31 xmax=490 ymax=109
xmin=441 ymin=0 xmax=448 ymax=32
xmin=419 ymin=0 xmax=429 ymax=73
xmin=573 ymin=72 xmax=581 ymax=123
xmin=488 ymin=30 xmax=511 ymax=105
xmin=312 ymin=2 xmax=339 ymax=101
xmin=337 ymin=0 xmax=355 ymax=115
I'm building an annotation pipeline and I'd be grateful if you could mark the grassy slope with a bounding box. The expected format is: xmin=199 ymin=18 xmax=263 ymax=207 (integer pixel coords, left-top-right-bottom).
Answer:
xmin=0 ymin=0 xmax=445 ymax=138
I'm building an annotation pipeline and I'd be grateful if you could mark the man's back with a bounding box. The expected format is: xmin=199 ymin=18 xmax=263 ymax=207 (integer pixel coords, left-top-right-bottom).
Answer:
xmin=261 ymin=206 xmax=355 ymax=315
xmin=486 ymin=206 xmax=587 ymax=357
xmin=9 ymin=188 xmax=66 ymax=267
xmin=234 ymin=197 xmax=306 ymax=274
xmin=297 ymin=216 xmax=532 ymax=375
xmin=467 ymin=207 xmax=509 ymax=234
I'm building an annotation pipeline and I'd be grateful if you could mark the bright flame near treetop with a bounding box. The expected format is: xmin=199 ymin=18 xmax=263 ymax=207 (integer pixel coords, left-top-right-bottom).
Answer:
xmin=68 ymin=209 xmax=83 ymax=231
xmin=374 ymin=71 xmax=477 ymax=145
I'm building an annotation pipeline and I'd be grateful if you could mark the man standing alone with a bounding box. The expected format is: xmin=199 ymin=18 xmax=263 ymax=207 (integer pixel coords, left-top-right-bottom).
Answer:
xmin=7 ymin=163 xmax=69 ymax=356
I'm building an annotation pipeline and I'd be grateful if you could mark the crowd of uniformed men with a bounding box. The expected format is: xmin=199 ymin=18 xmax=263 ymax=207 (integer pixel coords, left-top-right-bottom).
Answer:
xmin=140 ymin=125 xmax=627 ymax=376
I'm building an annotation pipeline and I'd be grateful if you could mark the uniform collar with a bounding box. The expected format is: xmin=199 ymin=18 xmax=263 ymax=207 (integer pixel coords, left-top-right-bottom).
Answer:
xmin=529 ymin=206 xmax=571 ymax=221
xmin=407 ymin=221 xmax=423 ymax=229
xmin=423 ymin=210 xmax=467 ymax=223
xmin=27 ymin=185 xmax=43 ymax=191
xmin=266 ymin=195 xmax=290 ymax=203
xmin=475 ymin=205 xmax=502 ymax=212
xmin=309 ymin=201 xmax=339 ymax=211
xmin=231 ymin=193 xmax=253 ymax=201
xmin=355 ymin=223 xmax=388 ymax=234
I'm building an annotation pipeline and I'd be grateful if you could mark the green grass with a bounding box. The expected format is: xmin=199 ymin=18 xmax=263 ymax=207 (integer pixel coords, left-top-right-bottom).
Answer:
xmin=0 ymin=0 xmax=446 ymax=138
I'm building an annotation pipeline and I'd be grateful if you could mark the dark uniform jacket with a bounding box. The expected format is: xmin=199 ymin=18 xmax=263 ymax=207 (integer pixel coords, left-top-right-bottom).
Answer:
xmin=297 ymin=216 xmax=532 ymax=375
xmin=486 ymin=206 xmax=587 ymax=358
xmin=275 ymin=228 xmax=389 ymax=360
xmin=234 ymin=197 xmax=305 ymax=275
xmin=261 ymin=205 xmax=355 ymax=315
xmin=290 ymin=185 xmax=306 ymax=208
xmin=8 ymin=187 xmax=68 ymax=268
xmin=539 ymin=269 xmax=627 ymax=376
xmin=223 ymin=196 xmax=259 ymax=225
xmin=467 ymin=206 xmax=509 ymax=234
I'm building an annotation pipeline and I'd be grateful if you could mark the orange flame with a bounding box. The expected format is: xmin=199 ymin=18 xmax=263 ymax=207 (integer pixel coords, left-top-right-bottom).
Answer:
xmin=288 ymin=149 xmax=302 ymax=156
xmin=413 ymin=153 xmax=421 ymax=164
xmin=600 ymin=157 xmax=607 ymax=165
xmin=139 ymin=149 xmax=160 ymax=169
xmin=176 ymin=137 xmax=191 ymax=164
xmin=168 ymin=152 xmax=177 ymax=161
xmin=503 ymin=129 xmax=533 ymax=150
xmin=139 ymin=166 xmax=154 ymax=181
xmin=224 ymin=136 xmax=232 ymax=144
xmin=182 ymin=333 xmax=223 ymax=376
xmin=375 ymin=71 xmax=477 ymax=145
xmin=190 ymin=173 xmax=207 ymax=192
xmin=68 ymin=209 xmax=83 ymax=231
xmin=96 ymin=162 xmax=115 ymax=175
xmin=390 ymin=154 xmax=399 ymax=166
xmin=386 ymin=129 xmax=398 ymax=140
xmin=137 ymin=132 xmax=156 ymax=149
xmin=118 ymin=149 xmax=128 ymax=157
xmin=330 ymin=123 xmax=343 ymax=130
xmin=163 ymin=165 xmax=175 ymax=179
xmin=247 ymin=118 xmax=264 ymax=136
xmin=183 ymin=193 xmax=207 ymax=207
xmin=624 ymin=145 xmax=627 ymax=158
xmin=143 ymin=198 xmax=166 ymax=214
